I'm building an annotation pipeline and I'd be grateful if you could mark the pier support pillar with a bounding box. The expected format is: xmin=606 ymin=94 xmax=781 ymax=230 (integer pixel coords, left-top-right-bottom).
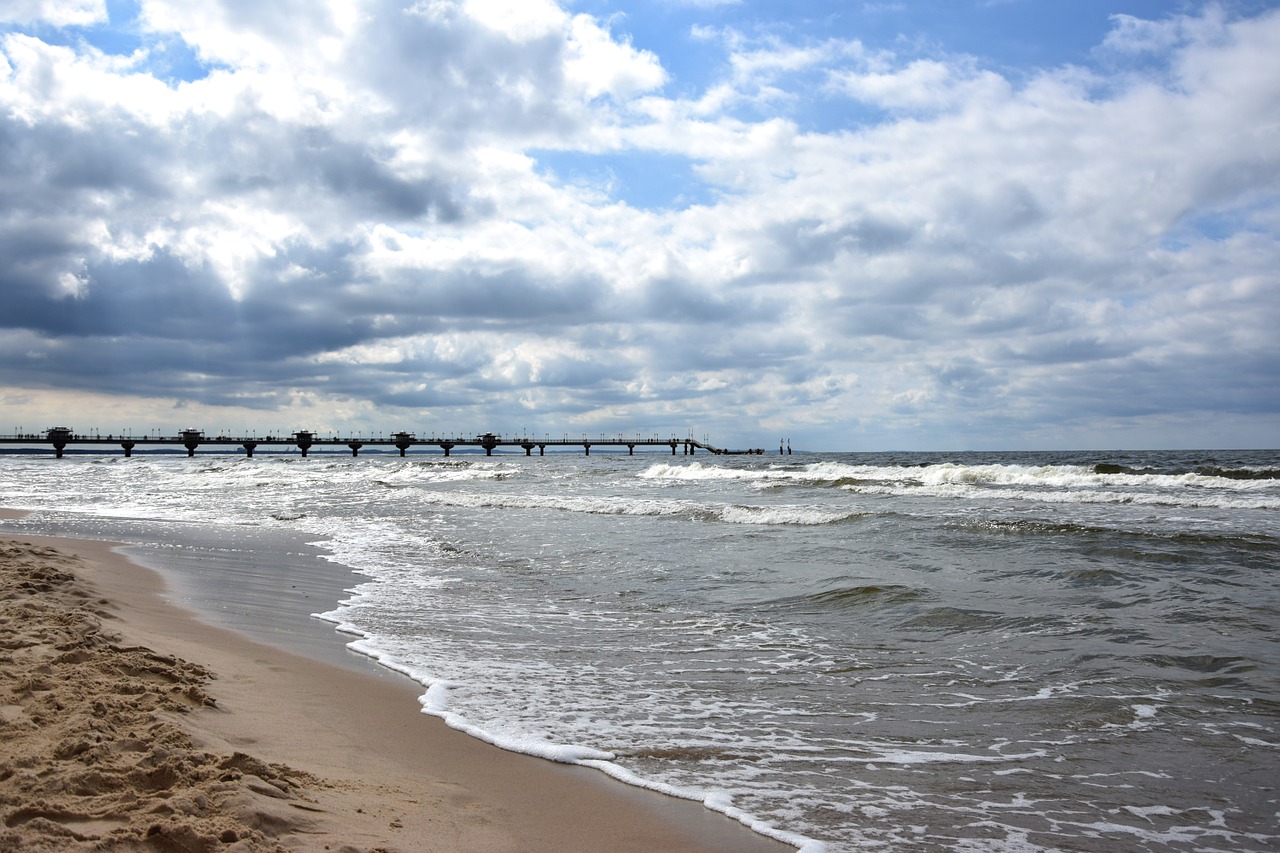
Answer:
xmin=627 ymin=444 xmax=635 ymax=456
xmin=440 ymin=443 xmax=454 ymax=457
xmin=47 ymin=427 xmax=73 ymax=459
xmin=242 ymin=442 xmax=258 ymax=458
xmin=583 ymin=443 xmax=591 ymax=456
xmin=538 ymin=444 xmax=546 ymax=456
xmin=178 ymin=429 xmax=203 ymax=457
xmin=670 ymin=441 xmax=677 ymax=455
xmin=294 ymin=431 xmax=314 ymax=458
xmin=121 ymin=441 xmax=135 ymax=458
xmin=393 ymin=432 xmax=414 ymax=458
xmin=348 ymin=442 xmax=363 ymax=457
xmin=480 ymin=433 xmax=498 ymax=456
xmin=522 ymin=443 xmax=534 ymax=456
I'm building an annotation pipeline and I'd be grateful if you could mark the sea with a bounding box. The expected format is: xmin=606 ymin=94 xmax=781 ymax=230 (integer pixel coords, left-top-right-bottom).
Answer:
xmin=1 ymin=447 xmax=1277 ymax=852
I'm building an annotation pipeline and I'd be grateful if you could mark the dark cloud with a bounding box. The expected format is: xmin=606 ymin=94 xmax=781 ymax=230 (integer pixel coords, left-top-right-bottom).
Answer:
xmin=769 ymin=216 xmax=916 ymax=268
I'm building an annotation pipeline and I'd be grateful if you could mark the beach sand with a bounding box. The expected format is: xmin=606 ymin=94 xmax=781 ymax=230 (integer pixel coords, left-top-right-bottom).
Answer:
xmin=0 ymin=524 xmax=792 ymax=852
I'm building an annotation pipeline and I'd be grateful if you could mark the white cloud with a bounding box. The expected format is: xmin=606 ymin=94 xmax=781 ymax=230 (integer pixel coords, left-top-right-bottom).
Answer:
xmin=462 ymin=0 xmax=563 ymax=40
xmin=564 ymin=14 xmax=666 ymax=100
xmin=0 ymin=0 xmax=105 ymax=27
xmin=832 ymin=57 xmax=1010 ymax=111
xmin=663 ymin=0 xmax=740 ymax=8
xmin=1100 ymin=4 xmax=1228 ymax=56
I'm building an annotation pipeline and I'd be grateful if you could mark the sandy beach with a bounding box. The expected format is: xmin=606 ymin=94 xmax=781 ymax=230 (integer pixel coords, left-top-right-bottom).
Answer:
xmin=0 ymin=519 xmax=790 ymax=852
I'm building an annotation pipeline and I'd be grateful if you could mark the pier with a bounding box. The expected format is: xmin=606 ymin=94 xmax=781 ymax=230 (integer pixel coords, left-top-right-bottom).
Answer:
xmin=0 ymin=428 xmax=767 ymax=458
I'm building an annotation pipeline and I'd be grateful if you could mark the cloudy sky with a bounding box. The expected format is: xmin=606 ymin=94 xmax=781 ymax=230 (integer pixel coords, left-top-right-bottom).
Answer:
xmin=1 ymin=0 xmax=1277 ymax=451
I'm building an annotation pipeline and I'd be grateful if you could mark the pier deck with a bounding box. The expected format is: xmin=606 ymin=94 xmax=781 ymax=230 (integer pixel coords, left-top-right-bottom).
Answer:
xmin=0 ymin=428 xmax=767 ymax=458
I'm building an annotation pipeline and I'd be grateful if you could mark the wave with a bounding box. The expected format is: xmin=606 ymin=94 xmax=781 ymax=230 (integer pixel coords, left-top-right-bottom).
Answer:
xmin=719 ymin=505 xmax=867 ymax=526
xmin=768 ymin=584 xmax=927 ymax=613
xmin=407 ymin=488 xmax=866 ymax=526
xmin=953 ymin=517 xmax=1280 ymax=551
xmin=849 ymin=465 xmax=1280 ymax=511
xmin=638 ymin=460 xmax=879 ymax=487
xmin=957 ymin=517 xmax=1116 ymax=538
xmin=1095 ymin=463 xmax=1280 ymax=480
xmin=640 ymin=460 xmax=1280 ymax=505
xmin=371 ymin=460 xmax=520 ymax=486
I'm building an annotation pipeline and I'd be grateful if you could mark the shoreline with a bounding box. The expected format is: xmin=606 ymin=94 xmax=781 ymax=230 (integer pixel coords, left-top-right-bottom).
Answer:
xmin=0 ymin=520 xmax=793 ymax=851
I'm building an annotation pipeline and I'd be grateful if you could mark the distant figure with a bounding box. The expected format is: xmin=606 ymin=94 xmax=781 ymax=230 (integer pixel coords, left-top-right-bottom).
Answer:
xmin=787 ymin=440 xmax=792 ymax=455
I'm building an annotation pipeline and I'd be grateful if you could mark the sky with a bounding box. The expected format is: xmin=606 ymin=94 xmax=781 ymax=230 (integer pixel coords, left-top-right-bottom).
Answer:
xmin=0 ymin=0 xmax=1277 ymax=451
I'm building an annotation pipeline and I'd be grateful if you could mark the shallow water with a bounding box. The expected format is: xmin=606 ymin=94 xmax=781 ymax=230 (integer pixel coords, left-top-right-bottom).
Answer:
xmin=2 ymin=448 xmax=1277 ymax=851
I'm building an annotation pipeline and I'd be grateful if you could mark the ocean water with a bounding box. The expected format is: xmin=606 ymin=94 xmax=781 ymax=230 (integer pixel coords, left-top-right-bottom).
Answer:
xmin=1 ymin=448 xmax=1277 ymax=852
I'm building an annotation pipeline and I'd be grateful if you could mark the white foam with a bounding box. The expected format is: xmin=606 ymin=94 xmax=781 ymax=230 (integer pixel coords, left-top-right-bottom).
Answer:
xmin=332 ymin=632 xmax=822 ymax=851
xmin=719 ymin=504 xmax=864 ymax=525
xmin=868 ymin=749 xmax=1047 ymax=765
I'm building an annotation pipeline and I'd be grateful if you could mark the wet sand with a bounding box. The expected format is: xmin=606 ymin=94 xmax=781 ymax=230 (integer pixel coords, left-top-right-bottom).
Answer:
xmin=0 ymin=520 xmax=792 ymax=851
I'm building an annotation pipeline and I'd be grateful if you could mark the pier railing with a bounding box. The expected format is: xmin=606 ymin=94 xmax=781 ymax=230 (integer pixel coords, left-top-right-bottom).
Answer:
xmin=0 ymin=428 xmax=767 ymax=458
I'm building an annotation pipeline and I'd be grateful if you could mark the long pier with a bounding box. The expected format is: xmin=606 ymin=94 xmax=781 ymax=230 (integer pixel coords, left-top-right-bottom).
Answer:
xmin=0 ymin=428 xmax=768 ymax=458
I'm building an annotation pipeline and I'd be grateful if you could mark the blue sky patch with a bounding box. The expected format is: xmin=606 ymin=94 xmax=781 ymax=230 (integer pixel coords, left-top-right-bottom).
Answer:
xmin=535 ymin=149 xmax=719 ymax=211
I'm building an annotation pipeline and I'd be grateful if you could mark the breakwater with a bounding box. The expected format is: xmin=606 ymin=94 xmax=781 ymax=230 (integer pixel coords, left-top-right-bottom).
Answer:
xmin=1 ymin=427 xmax=769 ymax=457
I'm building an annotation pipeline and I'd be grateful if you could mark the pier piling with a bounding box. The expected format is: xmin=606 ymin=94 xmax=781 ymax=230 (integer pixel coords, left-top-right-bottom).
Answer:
xmin=49 ymin=427 xmax=71 ymax=458
xmin=294 ymin=431 xmax=314 ymax=458
xmin=180 ymin=429 xmax=203 ymax=458
xmin=393 ymin=432 xmax=414 ymax=457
